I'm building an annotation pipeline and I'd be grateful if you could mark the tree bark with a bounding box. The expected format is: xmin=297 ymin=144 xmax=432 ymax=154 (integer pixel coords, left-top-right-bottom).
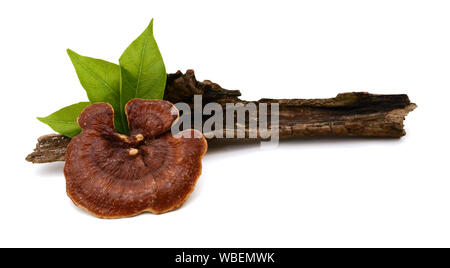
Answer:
xmin=26 ymin=70 xmax=416 ymax=163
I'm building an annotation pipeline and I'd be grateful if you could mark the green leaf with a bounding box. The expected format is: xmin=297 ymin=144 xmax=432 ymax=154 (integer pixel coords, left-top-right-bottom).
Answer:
xmin=66 ymin=49 xmax=126 ymax=133
xmin=37 ymin=102 xmax=91 ymax=138
xmin=119 ymin=19 xmax=167 ymax=133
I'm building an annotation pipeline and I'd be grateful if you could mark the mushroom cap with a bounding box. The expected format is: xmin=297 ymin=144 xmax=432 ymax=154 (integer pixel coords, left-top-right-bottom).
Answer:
xmin=64 ymin=99 xmax=207 ymax=218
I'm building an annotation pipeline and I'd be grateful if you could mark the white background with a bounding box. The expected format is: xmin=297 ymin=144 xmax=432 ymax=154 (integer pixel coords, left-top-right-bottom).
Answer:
xmin=0 ymin=0 xmax=449 ymax=248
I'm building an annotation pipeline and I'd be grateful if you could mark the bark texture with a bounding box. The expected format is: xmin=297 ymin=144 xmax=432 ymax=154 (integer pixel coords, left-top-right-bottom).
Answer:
xmin=26 ymin=69 xmax=416 ymax=163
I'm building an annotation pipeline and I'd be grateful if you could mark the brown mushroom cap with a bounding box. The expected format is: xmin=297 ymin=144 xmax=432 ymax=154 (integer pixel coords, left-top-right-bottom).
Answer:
xmin=64 ymin=99 xmax=207 ymax=218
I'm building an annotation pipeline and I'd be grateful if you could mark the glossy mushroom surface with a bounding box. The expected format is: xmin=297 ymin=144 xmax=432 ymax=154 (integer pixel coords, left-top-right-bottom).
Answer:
xmin=64 ymin=99 xmax=207 ymax=218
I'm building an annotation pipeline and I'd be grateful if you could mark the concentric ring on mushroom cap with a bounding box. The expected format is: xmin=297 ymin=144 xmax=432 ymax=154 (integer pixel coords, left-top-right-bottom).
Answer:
xmin=64 ymin=99 xmax=207 ymax=219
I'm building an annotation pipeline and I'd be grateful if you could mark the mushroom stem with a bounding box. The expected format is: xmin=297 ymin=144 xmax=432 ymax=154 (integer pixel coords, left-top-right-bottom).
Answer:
xmin=115 ymin=134 xmax=131 ymax=143
xmin=128 ymin=148 xmax=139 ymax=156
xmin=135 ymin=134 xmax=144 ymax=142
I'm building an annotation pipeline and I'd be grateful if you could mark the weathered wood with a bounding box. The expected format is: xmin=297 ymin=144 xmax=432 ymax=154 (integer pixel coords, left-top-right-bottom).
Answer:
xmin=26 ymin=134 xmax=70 ymax=163
xmin=26 ymin=70 xmax=416 ymax=163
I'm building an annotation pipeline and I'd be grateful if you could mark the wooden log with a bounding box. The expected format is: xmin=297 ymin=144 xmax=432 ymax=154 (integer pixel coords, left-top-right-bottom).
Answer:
xmin=26 ymin=70 xmax=416 ymax=163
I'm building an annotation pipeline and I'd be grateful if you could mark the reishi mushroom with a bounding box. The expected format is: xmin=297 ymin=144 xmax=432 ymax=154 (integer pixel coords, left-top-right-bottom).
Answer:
xmin=64 ymin=99 xmax=207 ymax=218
